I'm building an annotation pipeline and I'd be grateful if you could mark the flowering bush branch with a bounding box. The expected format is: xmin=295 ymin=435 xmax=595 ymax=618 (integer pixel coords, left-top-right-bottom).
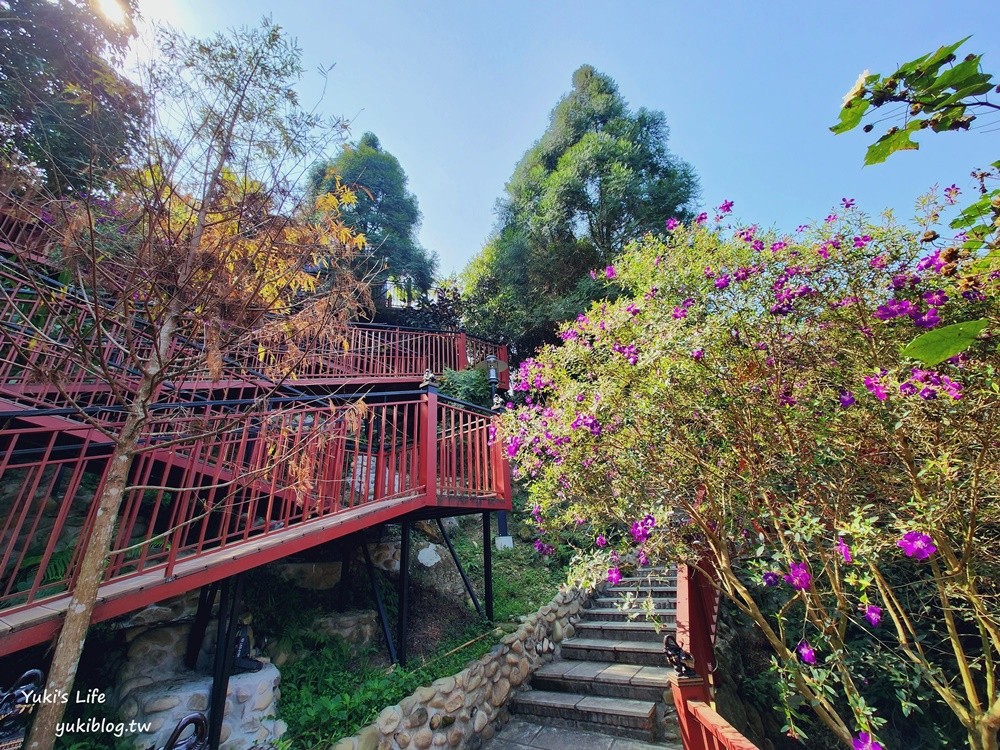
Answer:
xmin=500 ymin=199 xmax=999 ymax=749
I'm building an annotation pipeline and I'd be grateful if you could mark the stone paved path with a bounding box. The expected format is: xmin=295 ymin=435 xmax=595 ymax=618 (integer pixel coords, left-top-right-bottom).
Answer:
xmin=482 ymin=717 xmax=684 ymax=750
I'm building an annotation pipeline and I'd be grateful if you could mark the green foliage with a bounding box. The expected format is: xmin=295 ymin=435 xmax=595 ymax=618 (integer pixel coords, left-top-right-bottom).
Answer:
xmin=901 ymin=318 xmax=989 ymax=365
xmin=440 ymin=368 xmax=491 ymax=408
xmin=280 ymin=625 xmax=496 ymax=748
xmin=462 ymin=65 xmax=698 ymax=358
xmin=499 ymin=202 xmax=999 ymax=749
xmin=309 ymin=132 xmax=436 ymax=298
xmin=0 ymin=0 xmax=145 ymax=194
xmin=832 ymin=38 xmax=995 ymax=164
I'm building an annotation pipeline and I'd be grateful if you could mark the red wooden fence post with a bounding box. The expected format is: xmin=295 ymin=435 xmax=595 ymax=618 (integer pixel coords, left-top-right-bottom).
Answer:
xmin=675 ymin=560 xmax=718 ymax=682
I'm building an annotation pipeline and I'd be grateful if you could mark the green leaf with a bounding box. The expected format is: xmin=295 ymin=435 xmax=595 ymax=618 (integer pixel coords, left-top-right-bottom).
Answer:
xmin=864 ymin=121 xmax=921 ymax=165
xmin=830 ymin=98 xmax=871 ymax=134
xmin=901 ymin=319 xmax=989 ymax=365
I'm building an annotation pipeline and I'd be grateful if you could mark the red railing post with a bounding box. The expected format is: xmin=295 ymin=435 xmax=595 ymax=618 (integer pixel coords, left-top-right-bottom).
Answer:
xmin=670 ymin=675 xmax=713 ymax=750
xmin=455 ymin=331 xmax=468 ymax=371
xmin=498 ymin=344 xmax=510 ymax=390
xmin=420 ymin=384 xmax=438 ymax=503
xmin=675 ymin=560 xmax=718 ymax=682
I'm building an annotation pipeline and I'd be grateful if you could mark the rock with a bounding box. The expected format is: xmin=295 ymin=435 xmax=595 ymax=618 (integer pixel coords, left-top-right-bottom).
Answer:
xmin=119 ymin=698 xmax=138 ymax=721
xmin=432 ymin=676 xmax=455 ymax=694
xmin=377 ymin=707 xmax=402 ymax=734
xmin=333 ymin=739 xmax=355 ymax=750
xmin=274 ymin=561 xmax=343 ymax=590
xmin=491 ymin=678 xmax=510 ymax=706
xmin=252 ymin=687 xmax=273 ymax=711
xmin=447 ymin=727 xmax=463 ymax=747
xmin=144 ymin=696 xmax=180 ymax=714
xmin=417 ymin=544 xmax=443 ymax=567
xmin=357 ymin=725 xmax=378 ymax=750
xmin=444 ymin=692 xmax=464 ymax=713
xmin=187 ymin=693 xmax=209 ymax=711
xmin=429 ymin=714 xmax=442 ymax=730
xmin=413 ymin=727 xmax=433 ymax=749
xmin=473 ymin=709 xmax=489 ymax=732
xmin=552 ymin=621 xmax=563 ymax=642
xmin=481 ymin=723 xmax=495 ymax=741
xmin=408 ymin=707 xmax=428 ymax=728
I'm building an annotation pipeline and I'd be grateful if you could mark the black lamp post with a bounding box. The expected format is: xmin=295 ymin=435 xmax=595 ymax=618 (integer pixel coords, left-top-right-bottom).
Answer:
xmin=477 ymin=355 xmax=512 ymax=549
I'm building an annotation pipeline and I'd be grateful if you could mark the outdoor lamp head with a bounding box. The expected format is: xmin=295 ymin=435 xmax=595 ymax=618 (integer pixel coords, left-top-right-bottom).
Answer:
xmin=485 ymin=354 xmax=499 ymax=384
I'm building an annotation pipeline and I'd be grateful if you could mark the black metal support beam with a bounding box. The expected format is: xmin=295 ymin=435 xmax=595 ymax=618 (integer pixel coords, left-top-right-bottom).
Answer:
xmin=362 ymin=541 xmax=398 ymax=664
xmin=208 ymin=574 xmax=244 ymax=750
xmin=398 ymin=520 xmax=411 ymax=666
xmin=482 ymin=512 xmax=494 ymax=621
xmin=436 ymin=518 xmax=483 ymax=618
xmin=185 ymin=583 xmax=219 ymax=670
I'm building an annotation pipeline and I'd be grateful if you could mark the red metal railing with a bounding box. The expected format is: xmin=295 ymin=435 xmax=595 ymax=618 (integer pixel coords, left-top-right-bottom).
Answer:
xmin=0 ymin=261 xmax=509 ymax=414
xmin=672 ymin=562 xmax=760 ymax=750
xmin=0 ymin=390 xmax=509 ymax=641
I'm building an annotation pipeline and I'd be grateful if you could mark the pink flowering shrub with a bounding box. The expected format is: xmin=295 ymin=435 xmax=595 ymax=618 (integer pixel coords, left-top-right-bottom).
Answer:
xmin=499 ymin=200 xmax=999 ymax=749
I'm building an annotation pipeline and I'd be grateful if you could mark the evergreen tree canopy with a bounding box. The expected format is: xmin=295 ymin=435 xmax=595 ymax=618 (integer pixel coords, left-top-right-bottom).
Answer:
xmin=463 ymin=64 xmax=699 ymax=358
xmin=309 ymin=132 xmax=436 ymax=299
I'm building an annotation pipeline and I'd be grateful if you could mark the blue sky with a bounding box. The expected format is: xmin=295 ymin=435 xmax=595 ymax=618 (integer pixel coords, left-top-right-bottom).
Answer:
xmin=136 ymin=1 xmax=1000 ymax=276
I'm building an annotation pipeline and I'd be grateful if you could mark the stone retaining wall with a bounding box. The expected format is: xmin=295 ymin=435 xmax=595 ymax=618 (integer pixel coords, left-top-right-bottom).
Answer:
xmin=332 ymin=582 xmax=598 ymax=750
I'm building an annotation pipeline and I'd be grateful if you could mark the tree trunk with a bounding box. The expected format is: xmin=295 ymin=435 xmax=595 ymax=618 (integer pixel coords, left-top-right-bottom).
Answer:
xmin=24 ymin=413 xmax=144 ymax=750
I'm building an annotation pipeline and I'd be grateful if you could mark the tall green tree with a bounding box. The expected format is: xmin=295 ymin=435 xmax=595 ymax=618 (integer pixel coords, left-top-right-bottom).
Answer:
xmin=0 ymin=0 xmax=146 ymax=194
xmin=463 ymin=64 xmax=699 ymax=358
xmin=309 ymin=132 xmax=436 ymax=301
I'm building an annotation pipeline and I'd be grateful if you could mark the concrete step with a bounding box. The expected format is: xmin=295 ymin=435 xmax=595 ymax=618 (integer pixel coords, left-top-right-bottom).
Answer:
xmin=532 ymin=660 xmax=673 ymax=703
xmin=591 ymin=594 xmax=675 ymax=609
xmin=561 ymin=638 xmax=668 ymax=667
xmin=576 ymin=620 xmax=673 ymax=643
xmin=618 ymin=575 xmax=677 ymax=585
xmin=512 ymin=689 xmax=660 ymax=742
xmin=606 ymin=584 xmax=677 ymax=595
xmin=585 ymin=606 xmax=677 ymax=623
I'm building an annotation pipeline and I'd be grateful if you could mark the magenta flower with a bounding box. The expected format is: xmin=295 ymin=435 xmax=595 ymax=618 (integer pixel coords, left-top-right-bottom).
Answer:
xmin=714 ymin=274 xmax=731 ymax=290
xmin=853 ymin=732 xmax=883 ymax=750
xmin=839 ymin=390 xmax=856 ymax=408
xmin=841 ymin=197 xmax=856 ymax=209
xmin=596 ymin=534 xmax=607 ymax=548
xmin=691 ymin=348 xmax=705 ymax=362
xmin=944 ymin=184 xmax=961 ymax=205
xmin=605 ymin=265 xmax=617 ymax=280
xmin=864 ymin=605 xmax=882 ymax=627
xmin=665 ymin=217 xmax=680 ymax=231
xmin=718 ymin=199 xmax=734 ymax=215
xmin=825 ymin=213 xmax=838 ymax=224
xmin=923 ymin=289 xmax=948 ymax=306
xmin=770 ymin=241 xmax=787 ymax=253
xmin=695 ymin=211 xmax=708 ymax=224
xmin=911 ymin=307 xmax=941 ymax=329
xmin=796 ymin=640 xmax=817 ymax=665
xmin=784 ymin=562 xmax=811 ymax=590
xmin=762 ymin=571 xmax=781 ymax=587
xmin=638 ymin=550 xmax=649 ymax=566
xmin=863 ymin=374 xmax=888 ymax=402
xmin=898 ymin=531 xmax=936 ymax=560
xmin=672 ymin=306 xmax=688 ymax=320
xmin=837 ymin=537 xmax=853 ymax=564
xmin=625 ymin=303 xmax=641 ymax=316
xmin=607 ymin=567 xmax=622 ymax=585
xmin=589 ymin=269 xmax=597 ymax=280
xmin=631 ymin=521 xmax=651 ymax=544
xmin=853 ymin=234 xmax=872 ymax=248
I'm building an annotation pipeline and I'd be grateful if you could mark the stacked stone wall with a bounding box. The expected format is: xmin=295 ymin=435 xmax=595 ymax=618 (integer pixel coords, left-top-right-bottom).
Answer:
xmin=332 ymin=582 xmax=599 ymax=750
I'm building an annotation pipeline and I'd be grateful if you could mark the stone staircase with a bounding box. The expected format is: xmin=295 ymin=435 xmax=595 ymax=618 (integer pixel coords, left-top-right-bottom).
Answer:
xmin=512 ymin=568 xmax=680 ymax=744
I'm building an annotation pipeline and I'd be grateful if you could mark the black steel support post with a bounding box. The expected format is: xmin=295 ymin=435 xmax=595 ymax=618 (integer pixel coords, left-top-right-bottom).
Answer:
xmin=186 ymin=583 xmax=219 ymax=670
xmin=397 ymin=520 xmax=411 ymax=666
xmin=337 ymin=539 xmax=353 ymax=610
xmin=436 ymin=518 xmax=483 ymax=618
xmin=362 ymin=542 xmax=398 ymax=664
xmin=208 ymin=574 xmax=245 ymax=750
xmin=482 ymin=512 xmax=494 ymax=621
